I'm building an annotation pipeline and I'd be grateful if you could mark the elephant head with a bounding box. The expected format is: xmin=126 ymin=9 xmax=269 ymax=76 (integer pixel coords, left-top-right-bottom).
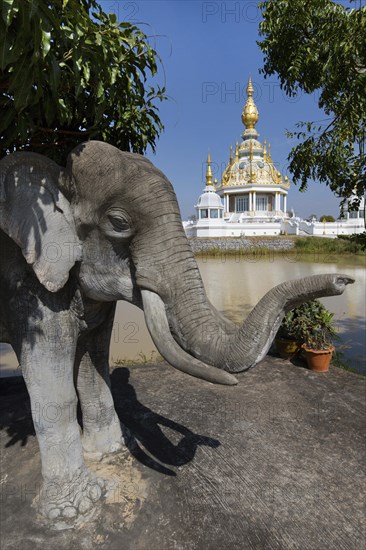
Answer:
xmin=0 ymin=141 xmax=354 ymax=385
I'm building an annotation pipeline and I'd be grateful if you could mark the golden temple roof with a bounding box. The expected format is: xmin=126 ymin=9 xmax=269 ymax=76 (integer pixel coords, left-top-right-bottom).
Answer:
xmin=212 ymin=77 xmax=291 ymax=190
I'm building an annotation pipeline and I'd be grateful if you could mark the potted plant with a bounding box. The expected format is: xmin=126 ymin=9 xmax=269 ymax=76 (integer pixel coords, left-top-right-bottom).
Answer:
xmin=275 ymin=308 xmax=303 ymax=359
xmin=291 ymin=300 xmax=337 ymax=372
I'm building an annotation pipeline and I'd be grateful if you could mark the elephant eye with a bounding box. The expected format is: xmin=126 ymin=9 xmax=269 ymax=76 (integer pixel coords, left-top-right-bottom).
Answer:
xmin=107 ymin=214 xmax=130 ymax=232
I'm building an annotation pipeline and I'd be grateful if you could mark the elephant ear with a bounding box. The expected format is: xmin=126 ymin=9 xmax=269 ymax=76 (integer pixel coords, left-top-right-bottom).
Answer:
xmin=0 ymin=152 xmax=82 ymax=292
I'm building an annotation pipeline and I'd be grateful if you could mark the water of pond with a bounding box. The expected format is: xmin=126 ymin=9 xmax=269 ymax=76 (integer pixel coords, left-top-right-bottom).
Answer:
xmin=1 ymin=255 xmax=365 ymax=376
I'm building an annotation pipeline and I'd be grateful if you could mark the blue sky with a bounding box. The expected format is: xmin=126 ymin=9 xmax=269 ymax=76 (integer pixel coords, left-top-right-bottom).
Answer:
xmin=100 ymin=0 xmax=352 ymax=220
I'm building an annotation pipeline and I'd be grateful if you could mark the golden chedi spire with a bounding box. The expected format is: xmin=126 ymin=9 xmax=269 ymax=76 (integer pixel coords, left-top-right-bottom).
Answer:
xmin=205 ymin=152 xmax=213 ymax=186
xmin=242 ymin=77 xmax=259 ymax=130
xmin=221 ymin=146 xmax=234 ymax=185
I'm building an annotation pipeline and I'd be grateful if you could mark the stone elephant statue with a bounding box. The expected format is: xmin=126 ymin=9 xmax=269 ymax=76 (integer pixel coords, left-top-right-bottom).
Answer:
xmin=0 ymin=141 xmax=354 ymax=525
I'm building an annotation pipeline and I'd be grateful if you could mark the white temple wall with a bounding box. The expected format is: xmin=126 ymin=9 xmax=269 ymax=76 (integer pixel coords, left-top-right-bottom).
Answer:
xmin=184 ymin=219 xmax=365 ymax=239
xmin=281 ymin=219 xmax=365 ymax=238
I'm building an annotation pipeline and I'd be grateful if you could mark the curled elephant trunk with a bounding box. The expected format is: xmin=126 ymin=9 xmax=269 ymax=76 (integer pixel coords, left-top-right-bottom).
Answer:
xmin=221 ymin=273 xmax=354 ymax=373
xmin=141 ymin=274 xmax=354 ymax=385
xmin=141 ymin=290 xmax=239 ymax=385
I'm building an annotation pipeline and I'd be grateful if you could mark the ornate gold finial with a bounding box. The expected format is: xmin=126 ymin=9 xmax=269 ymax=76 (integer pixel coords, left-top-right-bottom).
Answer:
xmin=247 ymin=76 xmax=254 ymax=97
xmin=242 ymin=77 xmax=259 ymax=129
xmin=267 ymin=141 xmax=272 ymax=162
xmin=263 ymin=138 xmax=267 ymax=161
xmin=205 ymin=151 xmax=213 ymax=185
xmin=229 ymin=144 xmax=233 ymax=164
xmin=235 ymin=141 xmax=239 ymax=160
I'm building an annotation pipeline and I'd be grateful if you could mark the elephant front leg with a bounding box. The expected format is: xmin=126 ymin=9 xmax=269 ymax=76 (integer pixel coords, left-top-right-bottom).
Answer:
xmin=11 ymin=318 xmax=105 ymax=525
xmin=76 ymin=303 xmax=124 ymax=459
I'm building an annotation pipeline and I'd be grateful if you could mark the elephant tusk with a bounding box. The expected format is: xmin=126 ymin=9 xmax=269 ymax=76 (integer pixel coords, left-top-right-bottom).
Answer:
xmin=141 ymin=289 xmax=238 ymax=386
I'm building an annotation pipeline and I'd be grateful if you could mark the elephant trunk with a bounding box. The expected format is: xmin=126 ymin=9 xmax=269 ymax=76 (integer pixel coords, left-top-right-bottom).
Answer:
xmin=141 ymin=271 xmax=354 ymax=385
xmin=217 ymin=273 xmax=354 ymax=372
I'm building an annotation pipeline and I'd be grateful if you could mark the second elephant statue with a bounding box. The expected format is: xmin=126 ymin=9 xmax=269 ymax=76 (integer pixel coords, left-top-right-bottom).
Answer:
xmin=0 ymin=141 xmax=354 ymax=525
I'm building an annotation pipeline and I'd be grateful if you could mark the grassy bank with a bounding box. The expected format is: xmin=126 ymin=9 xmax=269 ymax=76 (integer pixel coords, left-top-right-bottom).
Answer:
xmin=294 ymin=235 xmax=366 ymax=255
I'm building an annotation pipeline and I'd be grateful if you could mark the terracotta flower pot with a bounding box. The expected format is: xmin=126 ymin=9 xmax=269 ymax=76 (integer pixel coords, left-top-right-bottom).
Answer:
xmin=275 ymin=338 xmax=301 ymax=359
xmin=302 ymin=345 xmax=335 ymax=372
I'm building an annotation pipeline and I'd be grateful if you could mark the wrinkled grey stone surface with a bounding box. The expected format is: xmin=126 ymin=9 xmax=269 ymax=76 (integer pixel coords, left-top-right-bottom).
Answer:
xmin=1 ymin=358 xmax=364 ymax=550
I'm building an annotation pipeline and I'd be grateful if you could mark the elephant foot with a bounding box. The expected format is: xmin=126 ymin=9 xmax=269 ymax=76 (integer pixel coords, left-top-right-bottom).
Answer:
xmin=82 ymin=424 xmax=125 ymax=461
xmin=34 ymin=467 xmax=106 ymax=529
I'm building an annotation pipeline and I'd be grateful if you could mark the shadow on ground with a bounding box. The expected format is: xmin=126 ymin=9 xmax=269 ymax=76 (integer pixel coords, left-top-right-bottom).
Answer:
xmin=111 ymin=367 xmax=220 ymax=476
xmin=0 ymin=376 xmax=35 ymax=447
xmin=0 ymin=358 xmax=365 ymax=549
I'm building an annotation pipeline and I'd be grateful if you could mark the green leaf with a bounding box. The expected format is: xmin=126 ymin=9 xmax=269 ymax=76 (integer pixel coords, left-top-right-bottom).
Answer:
xmin=41 ymin=30 xmax=51 ymax=57
xmin=49 ymin=57 xmax=61 ymax=90
xmin=0 ymin=28 xmax=11 ymax=70
xmin=58 ymin=97 xmax=68 ymax=112
xmin=0 ymin=105 xmax=16 ymax=133
xmin=2 ymin=0 xmax=17 ymax=26
xmin=43 ymin=95 xmax=55 ymax=126
xmin=82 ymin=63 xmax=90 ymax=84
xmin=96 ymin=80 xmax=104 ymax=98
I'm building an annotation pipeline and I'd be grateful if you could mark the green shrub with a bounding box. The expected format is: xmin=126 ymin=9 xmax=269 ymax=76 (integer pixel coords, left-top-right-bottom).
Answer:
xmin=337 ymin=232 xmax=366 ymax=251
xmin=319 ymin=215 xmax=335 ymax=222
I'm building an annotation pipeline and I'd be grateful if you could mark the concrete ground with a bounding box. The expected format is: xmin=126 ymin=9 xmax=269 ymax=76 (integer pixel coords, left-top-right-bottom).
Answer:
xmin=0 ymin=358 xmax=365 ymax=549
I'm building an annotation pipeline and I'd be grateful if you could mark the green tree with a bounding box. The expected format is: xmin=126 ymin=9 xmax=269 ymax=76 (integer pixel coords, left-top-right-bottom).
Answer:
xmin=258 ymin=0 xmax=366 ymax=207
xmin=0 ymin=0 xmax=166 ymax=163
xmin=319 ymin=215 xmax=336 ymax=222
